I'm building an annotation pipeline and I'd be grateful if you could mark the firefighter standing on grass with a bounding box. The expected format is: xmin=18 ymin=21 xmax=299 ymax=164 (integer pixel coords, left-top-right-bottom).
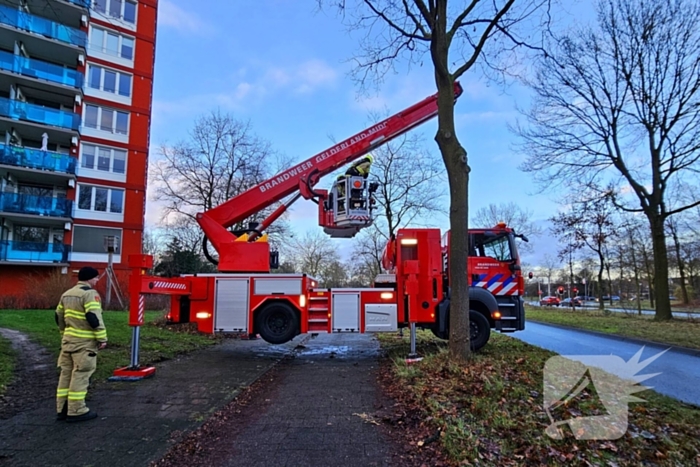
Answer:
xmin=55 ymin=267 xmax=107 ymax=422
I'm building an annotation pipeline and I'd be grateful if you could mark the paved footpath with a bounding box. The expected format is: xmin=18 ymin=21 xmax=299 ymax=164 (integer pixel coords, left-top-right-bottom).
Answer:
xmin=217 ymin=333 xmax=396 ymax=467
xmin=0 ymin=337 xmax=299 ymax=467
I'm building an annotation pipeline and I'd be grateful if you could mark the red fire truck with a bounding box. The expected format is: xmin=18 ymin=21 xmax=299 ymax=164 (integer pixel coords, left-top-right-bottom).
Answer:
xmin=126 ymin=82 xmax=526 ymax=353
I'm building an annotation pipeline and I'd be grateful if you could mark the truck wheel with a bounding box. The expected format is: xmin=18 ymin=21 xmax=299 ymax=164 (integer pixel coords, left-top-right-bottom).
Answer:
xmin=430 ymin=308 xmax=491 ymax=351
xmin=469 ymin=310 xmax=490 ymax=351
xmin=256 ymin=302 xmax=298 ymax=344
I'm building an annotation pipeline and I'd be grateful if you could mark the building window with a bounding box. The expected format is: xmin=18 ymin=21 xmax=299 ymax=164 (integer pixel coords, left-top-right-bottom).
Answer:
xmin=73 ymin=226 xmax=122 ymax=254
xmin=93 ymin=0 xmax=137 ymax=25
xmin=82 ymin=144 xmax=127 ymax=175
xmin=87 ymin=64 xmax=132 ymax=97
xmin=77 ymin=184 xmax=124 ymax=214
xmin=13 ymin=225 xmax=49 ymax=249
xmin=83 ymin=104 xmax=129 ymax=135
xmin=89 ymin=26 xmax=135 ymax=60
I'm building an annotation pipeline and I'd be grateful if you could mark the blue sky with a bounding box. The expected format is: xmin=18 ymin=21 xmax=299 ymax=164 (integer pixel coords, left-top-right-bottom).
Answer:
xmin=146 ymin=0 xmax=585 ymax=263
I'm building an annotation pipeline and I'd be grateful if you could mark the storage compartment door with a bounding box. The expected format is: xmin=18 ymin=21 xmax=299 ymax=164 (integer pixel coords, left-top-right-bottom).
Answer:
xmin=215 ymin=279 xmax=250 ymax=332
xmin=331 ymin=292 xmax=360 ymax=332
xmin=364 ymin=304 xmax=398 ymax=332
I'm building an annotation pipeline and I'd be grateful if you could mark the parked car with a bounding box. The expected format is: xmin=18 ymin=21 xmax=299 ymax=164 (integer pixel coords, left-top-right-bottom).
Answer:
xmin=540 ymin=296 xmax=560 ymax=306
xmin=561 ymin=297 xmax=582 ymax=307
xmin=598 ymin=295 xmax=621 ymax=302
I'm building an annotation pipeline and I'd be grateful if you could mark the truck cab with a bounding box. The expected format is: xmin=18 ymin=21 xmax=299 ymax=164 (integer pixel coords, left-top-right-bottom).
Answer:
xmin=379 ymin=223 xmax=525 ymax=350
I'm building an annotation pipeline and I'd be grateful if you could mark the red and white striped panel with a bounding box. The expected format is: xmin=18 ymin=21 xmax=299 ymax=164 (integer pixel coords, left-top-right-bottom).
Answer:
xmin=348 ymin=215 xmax=371 ymax=221
xmin=151 ymin=281 xmax=188 ymax=291
xmin=138 ymin=294 xmax=145 ymax=324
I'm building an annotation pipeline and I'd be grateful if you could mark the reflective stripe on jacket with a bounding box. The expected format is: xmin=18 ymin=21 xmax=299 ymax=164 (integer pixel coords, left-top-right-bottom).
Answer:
xmin=55 ymin=282 xmax=107 ymax=352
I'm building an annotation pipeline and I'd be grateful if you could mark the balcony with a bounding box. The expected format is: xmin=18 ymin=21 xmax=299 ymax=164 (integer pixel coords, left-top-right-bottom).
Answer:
xmin=63 ymin=0 xmax=91 ymax=8
xmin=0 ymin=192 xmax=72 ymax=218
xmin=0 ymin=49 xmax=82 ymax=88
xmin=0 ymin=97 xmax=80 ymax=131
xmin=0 ymin=4 xmax=87 ymax=48
xmin=0 ymin=240 xmax=70 ymax=263
xmin=0 ymin=143 xmax=76 ymax=174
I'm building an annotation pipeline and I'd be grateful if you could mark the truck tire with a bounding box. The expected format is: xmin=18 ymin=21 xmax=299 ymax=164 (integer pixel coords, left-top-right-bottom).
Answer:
xmin=430 ymin=308 xmax=491 ymax=351
xmin=256 ymin=302 xmax=298 ymax=344
xmin=469 ymin=310 xmax=490 ymax=352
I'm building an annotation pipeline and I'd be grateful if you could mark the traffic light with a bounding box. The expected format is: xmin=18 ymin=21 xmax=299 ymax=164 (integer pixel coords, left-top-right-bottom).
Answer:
xmin=557 ymin=286 xmax=564 ymax=295
xmin=573 ymin=288 xmax=578 ymax=295
xmin=528 ymin=272 xmax=533 ymax=279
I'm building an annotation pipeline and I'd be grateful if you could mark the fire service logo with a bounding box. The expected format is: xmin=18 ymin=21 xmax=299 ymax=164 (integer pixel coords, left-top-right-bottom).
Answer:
xmin=543 ymin=347 xmax=668 ymax=440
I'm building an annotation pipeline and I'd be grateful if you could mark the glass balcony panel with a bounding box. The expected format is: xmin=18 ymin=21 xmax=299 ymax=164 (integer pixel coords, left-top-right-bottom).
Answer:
xmin=0 ymin=97 xmax=80 ymax=131
xmin=65 ymin=0 xmax=91 ymax=9
xmin=0 ymin=192 xmax=73 ymax=217
xmin=0 ymin=49 xmax=83 ymax=88
xmin=0 ymin=143 xmax=76 ymax=174
xmin=0 ymin=4 xmax=87 ymax=48
xmin=0 ymin=240 xmax=70 ymax=263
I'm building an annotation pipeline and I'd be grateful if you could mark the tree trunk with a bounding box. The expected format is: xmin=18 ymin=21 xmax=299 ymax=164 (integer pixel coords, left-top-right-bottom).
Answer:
xmin=629 ymin=231 xmax=642 ymax=315
xmin=597 ymin=252 xmax=605 ymax=311
xmin=430 ymin=1 xmax=470 ymax=362
xmin=435 ymin=89 xmax=471 ymax=361
xmin=649 ymin=214 xmax=672 ymax=320
xmin=606 ymin=264 xmax=613 ymax=307
xmin=670 ymin=226 xmax=689 ymax=305
xmin=641 ymin=243 xmax=655 ymax=308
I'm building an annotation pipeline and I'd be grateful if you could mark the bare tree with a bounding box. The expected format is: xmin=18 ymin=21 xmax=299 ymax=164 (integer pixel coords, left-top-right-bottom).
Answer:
xmin=142 ymin=229 xmax=164 ymax=257
xmin=150 ymin=111 xmax=290 ymax=255
xmin=352 ymin=225 xmax=386 ymax=285
xmin=540 ymin=253 xmax=559 ymax=296
xmin=517 ymin=0 xmax=700 ymax=319
xmin=324 ymin=0 xmax=550 ymax=361
xmin=551 ymin=196 xmax=617 ymax=309
xmin=471 ymin=202 xmax=541 ymax=253
xmin=320 ymin=260 xmax=349 ymax=288
xmin=288 ymin=231 xmax=339 ymax=279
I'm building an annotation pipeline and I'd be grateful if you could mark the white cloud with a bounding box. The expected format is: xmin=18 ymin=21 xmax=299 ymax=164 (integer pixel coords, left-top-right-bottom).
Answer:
xmin=158 ymin=1 xmax=210 ymax=34
xmin=293 ymin=60 xmax=338 ymax=94
xmin=152 ymin=60 xmax=339 ymax=126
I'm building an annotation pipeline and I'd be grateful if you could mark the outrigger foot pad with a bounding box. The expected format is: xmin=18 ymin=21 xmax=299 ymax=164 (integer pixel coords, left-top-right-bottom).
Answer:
xmin=109 ymin=366 xmax=156 ymax=381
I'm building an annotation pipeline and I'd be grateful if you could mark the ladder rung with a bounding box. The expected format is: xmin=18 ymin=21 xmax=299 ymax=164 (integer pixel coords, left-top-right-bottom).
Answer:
xmin=309 ymin=307 xmax=328 ymax=312
xmin=308 ymin=319 xmax=328 ymax=323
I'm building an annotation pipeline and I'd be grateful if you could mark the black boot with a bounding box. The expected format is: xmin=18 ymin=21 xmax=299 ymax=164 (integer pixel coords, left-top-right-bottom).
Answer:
xmin=56 ymin=403 xmax=68 ymax=421
xmin=66 ymin=411 xmax=98 ymax=423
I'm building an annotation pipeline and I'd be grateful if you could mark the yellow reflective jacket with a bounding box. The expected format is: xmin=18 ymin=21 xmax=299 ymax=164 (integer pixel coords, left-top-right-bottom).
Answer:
xmin=55 ymin=281 xmax=107 ymax=352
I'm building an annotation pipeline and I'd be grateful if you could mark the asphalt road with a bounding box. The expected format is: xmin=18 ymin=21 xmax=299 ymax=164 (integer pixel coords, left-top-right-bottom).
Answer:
xmin=514 ymin=322 xmax=700 ymax=407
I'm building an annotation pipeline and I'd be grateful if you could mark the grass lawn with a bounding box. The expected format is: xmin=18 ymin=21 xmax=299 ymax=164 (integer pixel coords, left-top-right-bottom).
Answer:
xmin=0 ymin=309 xmax=219 ymax=387
xmin=0 ymin=335 xmax=14 ymax=394
xmin=526 ymin=306 xmax=700 ymax=350
xmin=378 ymin=331 xmax=700 ymax=466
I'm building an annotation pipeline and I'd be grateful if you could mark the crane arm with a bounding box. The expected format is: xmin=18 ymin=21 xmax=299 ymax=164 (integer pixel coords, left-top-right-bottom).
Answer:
xmin=196 ymin=82 xmax=463 ymax=272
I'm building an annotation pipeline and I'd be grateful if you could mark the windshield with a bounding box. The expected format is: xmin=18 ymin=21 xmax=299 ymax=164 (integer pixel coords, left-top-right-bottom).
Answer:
xmin=470 ymin=232 xmax=516 ymax=262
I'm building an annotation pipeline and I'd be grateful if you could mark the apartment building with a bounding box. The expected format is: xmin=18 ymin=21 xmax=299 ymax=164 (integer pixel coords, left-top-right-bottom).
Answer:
xmin=0 ymin=0 xmax=158 ymax=306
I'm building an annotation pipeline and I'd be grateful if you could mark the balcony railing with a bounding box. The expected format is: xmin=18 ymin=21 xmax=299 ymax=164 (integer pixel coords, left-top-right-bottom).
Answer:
xmin=0 ymin=240 xmax=70 ymax=263
xmin=0 ymin=143 xmax=76 ymax=174
xmin=0 ymin=49 xmax=83 ymax=88
xmin=0 ymin=4 xmax=87 ymax=48
xmin=0 ymin=97 xmax=80 ymax=131
xmin=0 ymin=192 xmax=73 ymax=218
